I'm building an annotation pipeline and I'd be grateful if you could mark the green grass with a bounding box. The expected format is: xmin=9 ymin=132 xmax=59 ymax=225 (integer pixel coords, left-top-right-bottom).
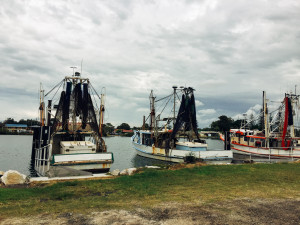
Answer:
xmin=1 ymin=163 xmax=300 ymax=217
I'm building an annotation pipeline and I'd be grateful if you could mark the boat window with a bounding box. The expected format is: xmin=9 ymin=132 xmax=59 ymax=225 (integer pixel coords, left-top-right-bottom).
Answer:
xmin=142 ymin=133 xmax=152 ymax=146
xmin=244 ymin=137 xmax=248 ymax=142
xmin=250 ymin=138 xmax=254 ymax=142
xmin=142 ymin=134 xmax=145 ymax=145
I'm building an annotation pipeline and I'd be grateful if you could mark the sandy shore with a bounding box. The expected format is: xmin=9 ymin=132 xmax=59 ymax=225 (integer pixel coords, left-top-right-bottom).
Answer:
xmin=1 ymin=198 xmax=300 ymax=225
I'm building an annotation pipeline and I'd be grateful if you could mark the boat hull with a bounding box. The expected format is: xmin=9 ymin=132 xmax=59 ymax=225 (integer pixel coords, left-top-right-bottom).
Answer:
xmin=52 ymin=153 xmax=113 ymax=172
xmin=132 ymin=140 xmax=233 ymax=164
xmin=231 ymin=143 xmax=300 ymax=159
xmin=34 ymin=143 xmax=114 ymax=176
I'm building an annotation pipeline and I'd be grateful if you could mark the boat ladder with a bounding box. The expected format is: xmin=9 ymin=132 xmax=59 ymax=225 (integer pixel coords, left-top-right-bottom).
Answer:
xmin=34 ymin=144 xmax=52 ymax=176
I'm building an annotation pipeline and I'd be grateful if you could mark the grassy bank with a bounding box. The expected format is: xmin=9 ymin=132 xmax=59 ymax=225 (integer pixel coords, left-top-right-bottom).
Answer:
xmin=1 ymin=163 xmax=300 ymax=217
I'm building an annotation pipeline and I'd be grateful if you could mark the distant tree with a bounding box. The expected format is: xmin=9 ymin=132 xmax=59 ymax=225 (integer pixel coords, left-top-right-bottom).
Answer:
xmin=210 ymin=115 xmax=234 ymax=133
xmin=145 ymin=123 xmax=150 ymax=129
xmin=210 ymin=120 xmax=219 ymax=131
xmin=18 ymin=119 xmax=27 ymax=124
xmin=141 ymin=123 xmax=150 ymax=130
xmin=201 ymin=127 xmax=212 ymax=131
xmin=232 ymin=119 xmax=243 ymax=129
xmin=3 ymin=118 xmax=17 ymax=124
xmin=103 ymin=123 xmax=114 ymax=135
xmin=19 ymin=119 xmax=40 ymax=126
xmin=117 ymin=123 xmax=130 ymax=130
xmin=106 ymin=123 xmax=114 ymax=127
xmin=219 ymin=115 xmax=234 ymax=132
xmin=27 ymin=119 xmax=40 ymax=126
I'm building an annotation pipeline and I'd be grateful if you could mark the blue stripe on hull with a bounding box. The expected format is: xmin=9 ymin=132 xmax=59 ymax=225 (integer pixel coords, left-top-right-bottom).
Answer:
xmin=176 ymin=145 xmax=207 ymax=151
xmin=132 ymin=143 xmax=183 ymax=161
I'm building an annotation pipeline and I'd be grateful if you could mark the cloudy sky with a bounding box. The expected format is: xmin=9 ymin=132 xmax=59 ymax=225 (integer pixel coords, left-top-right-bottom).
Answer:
xmin=0 ymin=0 xmax=299 ymax=128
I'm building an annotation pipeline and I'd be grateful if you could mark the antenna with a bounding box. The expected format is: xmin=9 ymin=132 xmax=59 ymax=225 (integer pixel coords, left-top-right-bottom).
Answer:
xmin=81 ymin=59 xmax=83 ymax=76
xmin=70 ymin=66 xmax=77 ymax=76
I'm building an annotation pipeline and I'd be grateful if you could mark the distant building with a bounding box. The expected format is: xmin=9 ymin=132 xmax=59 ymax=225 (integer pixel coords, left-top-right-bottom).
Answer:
xmin=122 ymin=129 xmax=133 ymax=133
xmin=113 ymin=129 xmax=133 ymax=135
xmin=5 ymin=124 xmax=28 ymax=133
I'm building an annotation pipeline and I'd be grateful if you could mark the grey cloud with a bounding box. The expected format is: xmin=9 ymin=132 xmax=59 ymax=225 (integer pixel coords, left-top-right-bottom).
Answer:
xmin=0 ymin=0 xmax=299 ymax=128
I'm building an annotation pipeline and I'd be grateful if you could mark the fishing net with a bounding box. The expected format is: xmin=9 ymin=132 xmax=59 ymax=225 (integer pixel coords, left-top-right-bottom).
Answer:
xmin=171 ymin=89 xmax=200 ymax=141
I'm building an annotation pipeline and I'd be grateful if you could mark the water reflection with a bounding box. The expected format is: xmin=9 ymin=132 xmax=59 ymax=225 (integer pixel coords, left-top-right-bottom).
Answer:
xmin=29 ymin=159 xmax=38 ymax=177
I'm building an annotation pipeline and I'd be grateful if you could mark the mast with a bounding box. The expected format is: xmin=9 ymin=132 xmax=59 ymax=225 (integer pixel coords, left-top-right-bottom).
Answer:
xmin=142 ymin=115 xmax=145 ymax=130
xmin=47 ymin=100 xmax=52 ymax=126
xmin=39 ymin=83 xmax=45 ymax=126
xmin=290 ymin=94 xmax=296 ymax=138
xmin=172 ymin=86 xmax=177 ymax=128
xmin=99 ymin=92 xmax=105 ymax=136
xmin=263 ymin=91 xmax=269 ymax=147
xmin=149 ymin=90 xmax=156 ymax=131
xmin=72 ymin=77 xmax=77 ymax=138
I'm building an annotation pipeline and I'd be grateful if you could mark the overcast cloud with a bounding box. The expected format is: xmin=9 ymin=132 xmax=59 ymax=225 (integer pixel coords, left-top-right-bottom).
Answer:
xmin=0 ymin=0 xmax=299 ymax=128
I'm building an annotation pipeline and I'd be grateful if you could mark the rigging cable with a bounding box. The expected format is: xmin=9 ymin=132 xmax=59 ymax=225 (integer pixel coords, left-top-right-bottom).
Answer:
xmin=89 ymin=83 xmax=101 ymax=100
xmin=90 ymin=88 xmax=100 ymax=111
xmin=156 ymin=92 xmax=172 ymax=115
xmin=156 ymin=95 xmax=172 ymax=119
xmin=155 ymin=93 xmax=173 ymax=102
xmin=45 ymin=80 xmax=64 ymax=97
xmin=50 ymin=80 xmax=64 ymax=101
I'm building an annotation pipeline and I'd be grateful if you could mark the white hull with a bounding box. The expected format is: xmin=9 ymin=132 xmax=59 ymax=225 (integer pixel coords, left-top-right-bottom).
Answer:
xmin=52 ymin=153 xmax=113 ymax=171
xmin=34 ymin=143 xmax=113 ymax=176
xmin=132 ymin=141 xmax=233 ymax=164
xmin=231 ymin=143 xmax=300 ymax=159
xmin=51 ymin=163 xmax=111 ymax=172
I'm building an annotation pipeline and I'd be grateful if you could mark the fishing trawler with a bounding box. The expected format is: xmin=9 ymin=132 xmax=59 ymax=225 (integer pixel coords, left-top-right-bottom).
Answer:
xmin=31 ymin=71 xmax=113 ymax=176
xmin=223 ymin=91 xmax=300 ymax=159
xmin=131 ymin=87 xmax=233 ymax=163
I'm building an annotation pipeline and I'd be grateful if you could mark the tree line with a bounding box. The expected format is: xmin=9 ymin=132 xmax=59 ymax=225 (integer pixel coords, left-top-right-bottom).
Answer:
xmin=0 ymin=118 xmax=40 ymax=126
xmin=201 ymin=115 xmax=262 ymax=133
xmin=3 ymin=115 xmax=259 ymax=136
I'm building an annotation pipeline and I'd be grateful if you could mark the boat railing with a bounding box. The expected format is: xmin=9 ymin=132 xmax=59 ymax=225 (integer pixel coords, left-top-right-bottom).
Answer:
xmin=35 ymin=144 xmax=52 ymax=176
xmin=245 ymin=146 xmax=298 ymax=162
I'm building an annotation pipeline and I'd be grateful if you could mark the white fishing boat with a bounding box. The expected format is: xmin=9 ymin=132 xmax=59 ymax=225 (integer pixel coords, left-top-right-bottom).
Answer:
xmin=131 ymin=87 xmax=233 ymax=163
xmin=222 ymin=91 xmax=300 ymax=160
xmin=31 ymin=71 xmax=113 ymax=176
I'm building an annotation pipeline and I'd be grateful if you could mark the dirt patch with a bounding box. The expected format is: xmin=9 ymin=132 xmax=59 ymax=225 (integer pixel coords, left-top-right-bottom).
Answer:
xmin=1 ymin=198 xmax=300 ymax=225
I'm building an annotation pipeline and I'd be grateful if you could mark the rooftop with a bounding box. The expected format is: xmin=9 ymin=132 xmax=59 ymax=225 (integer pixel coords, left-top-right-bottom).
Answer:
xmin=5 ymin=124 xmax=28 ymax=128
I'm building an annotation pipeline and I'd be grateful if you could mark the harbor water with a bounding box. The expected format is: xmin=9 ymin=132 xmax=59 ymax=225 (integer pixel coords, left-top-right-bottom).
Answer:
xmin=0 ymin=135 xmax=224 ymax=176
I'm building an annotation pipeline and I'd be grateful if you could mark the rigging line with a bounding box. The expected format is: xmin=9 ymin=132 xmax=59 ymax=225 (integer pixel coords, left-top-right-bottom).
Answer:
xmin=45 ymin=80 xmax=64 ymax=97
xmin=89 ymin=83 xmax=101 ymax=100
xmin=50 ymin=80 xmax=64 ymax=101
xmin=155 ymin=92 xmax=176 ymax=119
xmin=155 ymin=93 xmax=173 ymax=102
xmin=145 ymin=114 xmax=150 ymax=123
xmin=175 ymin=92 xmax=181 ymax=101
xmin=156 ymin=95 xmax=171 ymax=115
xmin=158 ymin=95 xmax=172 ymax=117
xmin=90 ymin=88 xmax=100 ymax=111
xmin=269 ymin=106 xmax=282 ymax=115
